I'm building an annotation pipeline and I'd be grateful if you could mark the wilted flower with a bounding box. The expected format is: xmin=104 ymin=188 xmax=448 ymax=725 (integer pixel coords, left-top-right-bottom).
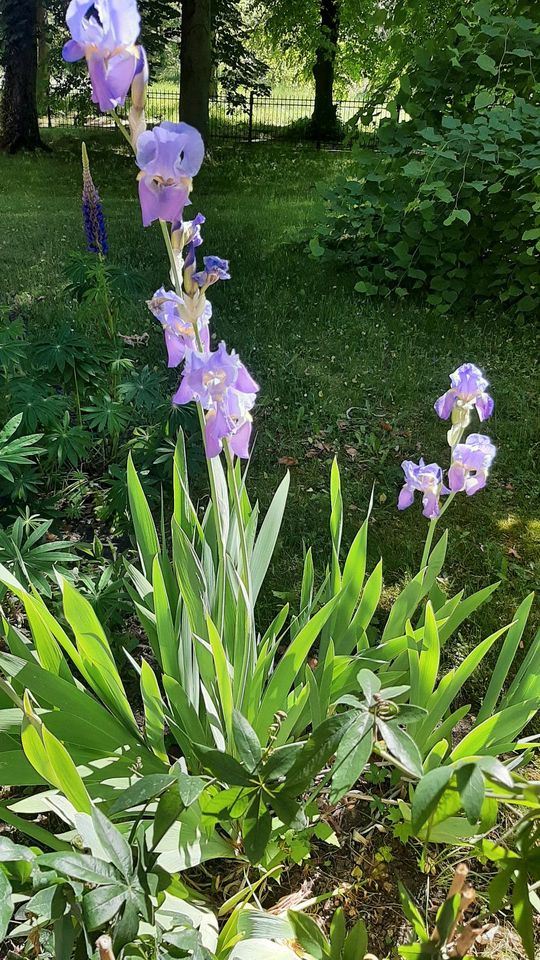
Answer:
xmin=147 ymin=287 xmax=210 ymax=367
xmin=63 ymin=0 xmax=146 ymax=113
xmin=398 ymin=459 xmax=446 ymax=519
xmin=448 ymin=434 xmax=496 ymax=496
xmin=81 ymin=142 xmax=108 ymax=255
xmin=128 ymin=46 xmax=149 ymax=147
xmin=173 ymin=342 xmax=259 ymax=458
xmin=136 ymin=122 xmax=205 ymax=227
xmin=435 ymin=363 xmax=494 ymax=445
xmin=193 ymin=256 xmax=231 ymax=288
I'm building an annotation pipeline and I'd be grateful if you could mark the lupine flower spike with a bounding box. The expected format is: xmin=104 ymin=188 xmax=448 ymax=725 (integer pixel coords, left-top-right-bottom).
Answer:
xmin=82 ymin=142 xmax=108 ymax=255
xmin=435 ymin=362 xmax=494 ymax=446
xmin=398 ymin=460 xmax=447 ymax=519
xmin=448 ymin=434 xmax=496 ymax=496
xmin=136 ymin=122 xmax=205 ymax=226
xmin=173 ymin=343 xmax=259 ymax=458
xmin=63 ymin=0 xmax=146 ymax=113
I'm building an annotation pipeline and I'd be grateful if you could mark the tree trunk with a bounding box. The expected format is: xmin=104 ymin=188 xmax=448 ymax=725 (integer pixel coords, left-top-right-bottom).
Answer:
xmin=311 ymin=0 xmax=340 ymax=141
xmin=179 ymin=0 xmax=212 ymax=143
xmin=0 ymin=0 xmax=45 ymax=152
xmin=36 ymin=0 xmax=50 ymax=117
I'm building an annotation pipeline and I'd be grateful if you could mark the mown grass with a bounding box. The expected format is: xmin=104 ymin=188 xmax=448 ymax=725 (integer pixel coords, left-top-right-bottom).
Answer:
xmin=1 ymin=130 xmax=538 ymax=681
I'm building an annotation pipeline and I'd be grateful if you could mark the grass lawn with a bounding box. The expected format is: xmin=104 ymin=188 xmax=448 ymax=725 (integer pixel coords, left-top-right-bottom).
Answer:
xmin=1 ymin=130 xmax=539 ymax=682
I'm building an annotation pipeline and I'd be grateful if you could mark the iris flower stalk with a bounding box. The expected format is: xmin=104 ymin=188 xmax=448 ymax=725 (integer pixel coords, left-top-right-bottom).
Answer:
xmin=160 ymin=220 xmax=253 ymax=612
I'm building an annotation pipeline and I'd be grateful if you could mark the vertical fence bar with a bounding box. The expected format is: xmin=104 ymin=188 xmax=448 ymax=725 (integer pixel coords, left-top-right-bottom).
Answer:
xmin=248 ymin=91 xmax=254 ymax=143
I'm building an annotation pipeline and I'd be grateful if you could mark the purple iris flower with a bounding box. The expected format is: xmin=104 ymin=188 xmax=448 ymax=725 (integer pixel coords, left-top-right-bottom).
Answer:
xmin=448 ymin=434 xmax=496 ymax=496
xmin=435 ymin=363 xmax=494 ymax=423
xmin=136 ymin=122 xmax=205 ymax=227
xmin=193 ymin=256 xmax=231 ymax=288
xmin=172 ymin=342 xmax=259 ymax=458
xmin=63 ymin=0 xmax=146 ymax=112
xmin=398 ymin=459 xmax=446 ymax=519
xmin=147 ymin=287 xmax=210 ymax=367
xmin=183 ymin=214 xmax=206 ymax=269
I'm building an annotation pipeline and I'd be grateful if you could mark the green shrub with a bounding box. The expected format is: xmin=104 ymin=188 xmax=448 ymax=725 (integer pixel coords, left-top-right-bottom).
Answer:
xmin=312 ymin=1 xmax=540 ymax=316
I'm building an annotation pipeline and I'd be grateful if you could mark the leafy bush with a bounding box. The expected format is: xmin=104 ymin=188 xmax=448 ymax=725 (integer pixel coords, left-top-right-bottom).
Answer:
xmin=312 ymin=0 xmax=540 ymax=316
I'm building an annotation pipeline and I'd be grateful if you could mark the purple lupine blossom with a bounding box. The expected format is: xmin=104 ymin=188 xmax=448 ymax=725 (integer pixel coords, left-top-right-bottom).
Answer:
xmin=147 ymin=287 xmax=210 ymax=367
xmin=435 ymin=363 xmax=494 ymax=423
xmin=82 ymin=142 xmax=108 ymax=255
xmin=193 ymin=256 xmax=231 ymax=288
xmin=398 ymin=459 xmax=446 ymax=519
xmin=63 ymin=0 xmax=146 ymax=112
xmin=172 ymin=342 xmax=259 ymax=458
xmin=448 ymin=434 xmax=496 ymax=496
xmin=136 ymin=122 xmax=205 ymax=227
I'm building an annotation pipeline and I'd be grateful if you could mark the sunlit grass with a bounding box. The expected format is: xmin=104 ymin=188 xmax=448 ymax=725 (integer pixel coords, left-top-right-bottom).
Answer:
xmin=0 ymin=131 xmax=538 ymax=655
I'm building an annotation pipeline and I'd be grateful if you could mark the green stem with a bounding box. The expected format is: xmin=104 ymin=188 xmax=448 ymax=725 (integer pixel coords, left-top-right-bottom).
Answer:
xmin=110 ymin=109 xmax=134 ymax=151
xmin=196 ymin=403 xmax=227 ymax=632
xmin=224 ymin=441 xmax=251 ymax=598
xmin=420 ymin=492 xmax=456 ymax=570
xmin=73 ymin=366 xmax=83 ymax=428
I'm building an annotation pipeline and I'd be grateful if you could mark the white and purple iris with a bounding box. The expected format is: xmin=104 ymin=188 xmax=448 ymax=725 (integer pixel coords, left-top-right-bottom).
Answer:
xmin=147 ymin=287 xmax=211 ymax=367
xmin=136 ymin=122 xmax=205 ymax=227
xmin=448 ymin=434 xmax=497 ymax=496
xmin=398 ymin=460 xmax=447 ymax=519
xmin=173 ymin=343 xmax=259 ymax=459
xmin=435 ymin=362 xmax=494 ymax=425
xmin=63 ymin=0 xmax=147 ymax=113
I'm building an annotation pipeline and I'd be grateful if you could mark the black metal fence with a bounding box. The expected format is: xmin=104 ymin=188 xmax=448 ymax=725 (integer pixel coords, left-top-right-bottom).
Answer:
xmin=40 ymin=89 xmax=389 ymax=146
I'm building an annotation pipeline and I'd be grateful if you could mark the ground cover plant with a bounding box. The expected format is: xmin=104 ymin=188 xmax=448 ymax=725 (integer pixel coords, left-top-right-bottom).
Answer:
xmin=311 ymin=0 xmax=540 ymax=317
xmin=0 ymin=1 xmax=539 ymax=957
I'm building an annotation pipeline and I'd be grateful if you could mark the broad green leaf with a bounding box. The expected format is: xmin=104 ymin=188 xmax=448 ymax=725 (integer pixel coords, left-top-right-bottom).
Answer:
xmin=288 ymin=910 xmax=327 ymax=959
xmin=251 ymin=472 xmax=290 ymax=602
xmin=127 ymin=453 xmax=160 ymax=579
xmin=477 ymin=594 xmax=534 ymax=722
xmin=397 ymin=883 xmax=429 ymax=942
xmin=284 ymin=713 xmax=355 ymax=796
xmin=39 ymin=852 xmax=118 ymax=884
xmin=411 ymin=767 xmax=453 ymax=832
xmin=416 ymin=603 xmax=439 ymax=705
xmin=83 ymin=883 xmax=128 ymax=930
xmin=255 ymin=596 xmax=338 ymax=738
xmin=343 ymin=917 xmax=368 ymax=960
xmin=140 ymin=658 xmax=168 ymax=762
xmin=208 ymin=616 xmax=233 ymax=744
xmin=153 ymin=785 xmax=183 ymax=848
xmin=91 ymin=806 xmax=133 ymax=880
xmin=512 ymin=873 xmax=535 ymax=960
xmin=193 ymin=744 xmax=253 ymax=786
xmin=377 ymin=720 xmax=423 ymax=779
xmin=110 ymin=774 xmax=175 ymax=813
xmin=330 ymin=712 xmax=373 ymax=803
xmin=243 ymin=795 xmax=272 ymax=865
xmin=456 ymin=764 xmax=485 ymax=824
xmin=0 ymin=870 xmax=13 ymax=940
xmin=232 ymin=710 xmax=262 ymax=772
xmin=450 ymin=700 xmax=540 ymax=760
xmin=152 ymin=556 xmax=179 ymax=680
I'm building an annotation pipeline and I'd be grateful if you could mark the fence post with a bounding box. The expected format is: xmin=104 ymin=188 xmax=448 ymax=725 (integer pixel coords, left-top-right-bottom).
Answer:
xmin=248 ymin=91 xmax=254 ymax=143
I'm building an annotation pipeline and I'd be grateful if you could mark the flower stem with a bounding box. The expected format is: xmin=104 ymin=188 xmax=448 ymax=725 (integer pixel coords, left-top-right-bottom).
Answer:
xmin=420 ymin=492 xmax=456 ymax=570
xmin=110 ymin=109 xmax=134 ymax=151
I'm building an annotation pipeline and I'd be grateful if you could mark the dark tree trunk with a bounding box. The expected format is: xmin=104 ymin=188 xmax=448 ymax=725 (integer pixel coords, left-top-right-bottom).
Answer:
xmin=0 ymin=0 xmax=45 ymax=152
xmin=311 ymin=0 xmax=340 ymax=141
xmin=179 ymin=0 xmax=212 ymax=143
